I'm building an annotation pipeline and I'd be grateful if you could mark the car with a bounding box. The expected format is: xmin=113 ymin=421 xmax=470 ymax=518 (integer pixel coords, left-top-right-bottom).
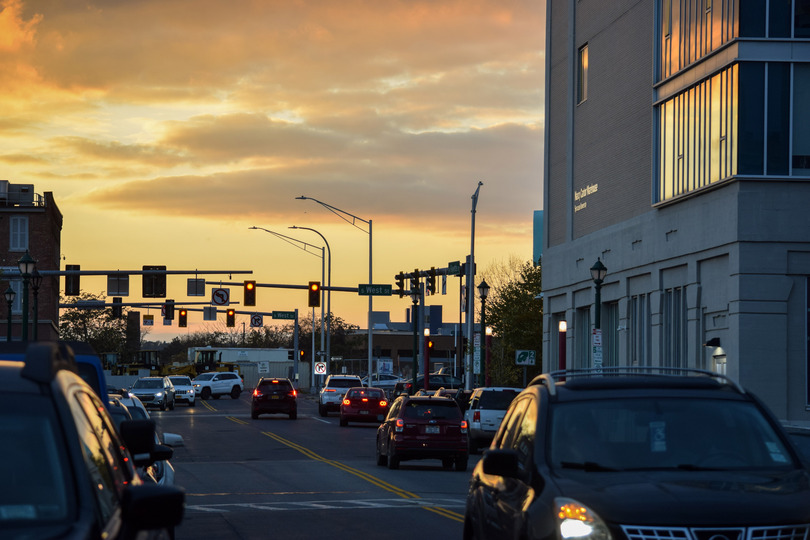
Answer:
xmin=192 ymin=371 xmax=243 ymax=400
xmin=251 ymin=377 xmax=297 ymax=419
xmin=340 ymin=386 xmax=389 ymax=426
xmin=130 ymin=376 xmax=176 ymax=410
xmin=393 ymin=373 xmax=464 ymax=395
xmin=168 ymin=375 xmax=196 ymax=406
xmin=319 ymin=374 xmax=363 ymax=416
xmin=0 ymin=341 xmax=184 ymax=538
xmin=361 ymin=373 xmax=403 ymax=393
xmin=376 ymin=394 xmax=468 ymax=471
xmin=463 ymin=386 xmax=522 ymax=453
xmin=463 ymin=367 xmax=810 ymax=540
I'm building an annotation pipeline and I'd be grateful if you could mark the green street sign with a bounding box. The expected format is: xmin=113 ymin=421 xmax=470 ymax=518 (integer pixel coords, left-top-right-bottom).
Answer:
xmin=515 ymin=350 xmax=536 ymax=366
xmin=358 ymin=284 xmax=392 ymax=296
xmin=448 ymin=261 xmax=461 ymax=276
xmin=272 ymin=311 xmax=296 ymax=320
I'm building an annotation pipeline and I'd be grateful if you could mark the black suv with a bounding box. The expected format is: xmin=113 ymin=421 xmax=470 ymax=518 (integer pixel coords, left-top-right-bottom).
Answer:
xmin=0 ymin=342 xmax=184 ymax=539
xmin=252 ymin=377 xmax=297 ymax=419
xmin=464 ymin=367 xmax=810 ymax=540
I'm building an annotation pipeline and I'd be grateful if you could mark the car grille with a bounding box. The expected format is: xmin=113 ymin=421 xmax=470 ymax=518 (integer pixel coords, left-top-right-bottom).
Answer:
xmin=622 ymin=526 xmax=810 ymax=540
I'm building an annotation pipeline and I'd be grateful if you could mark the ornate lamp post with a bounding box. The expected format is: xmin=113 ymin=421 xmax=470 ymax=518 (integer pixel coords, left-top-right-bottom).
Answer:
xmin=477 ymin=279 xmax=490 ymax=387
xmin=590 ymin=258 xmax=607 ymax=330
xmin=17 ymin=250 xmax=37 ymax=342
xmin=5 ymin=286 xmax=16 ymax=342
xmin=31 ymin=269 xmax=43 ymax=341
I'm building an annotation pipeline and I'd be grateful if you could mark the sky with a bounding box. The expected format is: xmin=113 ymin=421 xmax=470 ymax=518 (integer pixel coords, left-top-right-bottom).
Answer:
xmin=0 ymin=0 xmax=545 ymax=341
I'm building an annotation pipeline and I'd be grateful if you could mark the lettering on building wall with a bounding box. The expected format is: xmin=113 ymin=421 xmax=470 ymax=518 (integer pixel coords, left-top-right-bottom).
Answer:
xmin=574 ymin=183 xmax=598 ymax=212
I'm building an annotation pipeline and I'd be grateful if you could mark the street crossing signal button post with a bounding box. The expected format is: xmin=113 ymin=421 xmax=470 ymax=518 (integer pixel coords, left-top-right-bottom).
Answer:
xmin=308 ymin=281 xmax=321 ymax=308
xmin=226 ymin=309 xmax=235 ymax=327
xmin=244 ymin=280 xmax=256 ymax=306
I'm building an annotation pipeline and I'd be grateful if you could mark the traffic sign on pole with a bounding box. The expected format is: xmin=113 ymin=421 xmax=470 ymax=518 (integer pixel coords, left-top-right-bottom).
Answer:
xmin=358 ymin=284 xmax=392 ymax=296
xmin=272 ymin=311 xmax=296 ymax=320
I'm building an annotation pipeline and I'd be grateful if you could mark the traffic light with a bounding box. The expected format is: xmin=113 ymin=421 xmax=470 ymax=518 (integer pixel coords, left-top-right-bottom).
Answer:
xmin=410 ymin=270 xmax=419 ymax=297
xmin=243 ymin=280 xmax=256 ymax=306
xmin=178 ymin=309 xmax=188 ymax=327
xmin=226 ymin=309 xmax=235 ymax=327
xmin=308 ymin=281 xmax=321 ymax=308
xmin=65 ymin=264 xmax=81 ymax=296
xmin=395 ymin=272 xmax=405 ymax=298
xmin=112 ymin=297 xmax=123 ymax=318
xmin=163 ymin=299 xmax=175 ymax=320
xmin=142 ymin=265 xmax=167 ymax=298
xmin=427 ymin=267 xmax=437 ymax=295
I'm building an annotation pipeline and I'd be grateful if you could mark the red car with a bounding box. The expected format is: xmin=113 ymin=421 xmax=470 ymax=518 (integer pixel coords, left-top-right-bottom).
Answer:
xmin=376 ymin=395 xmax=468 ymax=471
xmin=340 ymin=387 xmax=388 ymax=426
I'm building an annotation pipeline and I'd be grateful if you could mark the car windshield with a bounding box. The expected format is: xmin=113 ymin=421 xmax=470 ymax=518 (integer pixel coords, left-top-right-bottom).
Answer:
xmin=548 ymin=397 xmax=795 ymax=471
xmin=329 ymin=379 xmax=360 ymax=388
xmin=170 ymin=377 xmax=191 ymax=386
xmin=402 ymin=400 xmax=461 ymax=420
xmin=259 ymin=380 xmax=291 ymax=390
xmin=0 ymin=396 xmax=72 ymax=523
xmin=194 ymin=374 xmax=215 ymax=381
xmin=133 ymin=379 xmax=162 ymax=389
xmin=478 ymin=390 xmax=520 ymax=410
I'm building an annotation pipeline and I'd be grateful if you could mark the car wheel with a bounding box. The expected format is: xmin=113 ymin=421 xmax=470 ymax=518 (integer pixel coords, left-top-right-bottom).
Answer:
xmin=160 ymin=398 xmax=166 ymax=411
xmin=212 ymin=394 xmax=220 ymax=400
xmin=231 ymin=386 xmax=241 ymax=399
xmin=190 ymin=399 xmax=196 ymax=407
xmin=455 ymin=456 xmax=468 ymax=472
xmin=442 ymin=458 xmax=454 ymax=470
xmin=318 ymin=403 xmax=327 ymax=417
xmin=468 ymin=438 xmax=478 ymax=454
xmin=289 ymin=410 xmax=297 ymax=420
xmin=251 ymin=411 xmax=259 ymax=420
xmin=169 ymin=398 xmax=175 ymax=411
xmin=387 ymin=438 xmax=399 ymax=469
xmin=201 ymin=388 xmax=211 ymax=400
xmin=376 ymin=439 xmax=387 ymax=466
xmin=339 ymin=415 xmax=348 ymax=427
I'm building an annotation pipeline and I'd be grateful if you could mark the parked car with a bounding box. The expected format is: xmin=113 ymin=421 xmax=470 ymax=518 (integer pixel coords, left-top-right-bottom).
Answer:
xmin=130 ymin=376 xmax=176 ymax=410
xmin=464 ymin=386 xmax=522 ymax=453
xmin=319 ymin=374 xmax=363 ymax=416
xmin=168 ymin=375 xmax=196 ymax=406
xmin=376 ymin=394 xmax=468 ymax=471
xmin=464 ymin=367 xmax=810 ymax=540
xmin=0 ymin=342 xmax=184 ymax=538
xmin=361 ymin=373 xmax=403 ymax=392
xmin=192 ymin=371 xmax=243 ymax=400
xmin=340 ymin=387 xmax=389 ymax=426
xmin=251 ymin=377 xmax=297 ymax=419
xmin=393 ymin=373 xmax=464 ymax=395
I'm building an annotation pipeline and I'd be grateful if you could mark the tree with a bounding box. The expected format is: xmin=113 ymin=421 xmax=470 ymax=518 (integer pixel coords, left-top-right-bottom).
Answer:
xmin=59 ymin=293 xmax=128 ymax=360
xmin=481 ymin=258 xmax=543 ymax=387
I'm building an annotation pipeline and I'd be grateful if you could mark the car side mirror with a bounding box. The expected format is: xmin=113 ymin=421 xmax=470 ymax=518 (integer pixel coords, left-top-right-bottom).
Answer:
xmin=120 ymin=419 xmax=157 ymax=467
xmin=482 ymin=449 xmax=522 ymax=478
xmin=152 ymin=443 xmax=174 ymax=462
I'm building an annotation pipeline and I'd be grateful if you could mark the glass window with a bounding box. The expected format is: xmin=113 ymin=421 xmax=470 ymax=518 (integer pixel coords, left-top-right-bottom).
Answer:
xmin=477 ymin=389 xmax=520 ymax=410
xmin=662 ymin=287 xmax=688 ymax=368
xmin=797 ymin=0 xmax=810 ymax=37
xmin=574 ymin=307 xmax=591 ymax=369
xmin=767 ymin=63 xmax=790 ymax=175
xmin=577 ymin=44 xmax=588 ymax=104
xmin=9 ymin=216 xmax=27 ymax=251
xmin=793 ymin=65 xmax=810 ymax=176
xmin=630 ymin=294 xmax=651 ymax=367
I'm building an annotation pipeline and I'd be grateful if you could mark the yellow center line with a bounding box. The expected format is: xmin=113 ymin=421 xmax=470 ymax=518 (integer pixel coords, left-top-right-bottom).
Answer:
xmin=261 ymin=430 xmax=464 ymax=522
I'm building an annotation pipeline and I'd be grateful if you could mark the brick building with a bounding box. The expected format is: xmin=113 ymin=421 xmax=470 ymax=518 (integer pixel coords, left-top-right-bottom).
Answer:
xmin=0 ymin=182 xmax=63 ymax=341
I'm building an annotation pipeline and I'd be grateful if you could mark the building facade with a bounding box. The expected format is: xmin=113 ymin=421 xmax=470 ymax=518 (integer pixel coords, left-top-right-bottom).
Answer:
xmin=542 ymin=1 xmax=810 ymax=420
xmin=0 ymin=182 xmax=63 ymax=341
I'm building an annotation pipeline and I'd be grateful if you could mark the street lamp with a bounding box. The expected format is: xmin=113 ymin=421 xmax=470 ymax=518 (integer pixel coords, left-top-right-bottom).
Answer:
xmin=17 ymin=250 xmax=37 ymax=342
xmin=485 ymin=326 xmax=492 ymax=386
xmin=477 ymin=279 xmax=490 ymax=387
xmin=5 ymin=286 xmax=16 ymax=342
xmin=590 ymin=258 xmax=607 ymax=330
xmin=290 ymin=226 xmax=332 ymax=374
xmin=297 ymin=196 xmax=374 ymax=381
xmin=424 ymin=328 xmax=431 ymax=391
xmin=31 ymin=269 xmax=42 ymax=341
xmin=558 ymin=320 xmax=567 ymax=370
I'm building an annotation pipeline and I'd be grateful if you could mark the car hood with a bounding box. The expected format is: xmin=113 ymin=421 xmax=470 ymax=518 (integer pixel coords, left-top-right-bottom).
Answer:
xmin=550 ymin=468 xmax=810 ymax=524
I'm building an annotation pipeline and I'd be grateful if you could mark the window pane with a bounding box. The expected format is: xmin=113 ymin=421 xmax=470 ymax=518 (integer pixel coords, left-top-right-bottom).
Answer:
xmin=793 ymin=65 xmax=810 ymax=175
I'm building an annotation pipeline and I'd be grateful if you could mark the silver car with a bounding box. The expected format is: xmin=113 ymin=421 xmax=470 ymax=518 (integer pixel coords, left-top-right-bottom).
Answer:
xmin=130 ymin=376 xmax=176 ymax=411
xmin=464 ymin=386 xmax=522 ymax=453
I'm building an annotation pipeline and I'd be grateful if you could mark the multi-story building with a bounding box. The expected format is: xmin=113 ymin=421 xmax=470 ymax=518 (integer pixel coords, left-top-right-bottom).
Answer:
xmin=0 ymin=181 xmax=63 ymax=341
xmin=542 ymin=1 xmax=810 ymax=420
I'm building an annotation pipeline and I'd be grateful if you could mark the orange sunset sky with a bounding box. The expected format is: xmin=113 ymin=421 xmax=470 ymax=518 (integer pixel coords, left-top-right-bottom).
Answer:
xmin=1 ymin=0 xmax=545 ymax=340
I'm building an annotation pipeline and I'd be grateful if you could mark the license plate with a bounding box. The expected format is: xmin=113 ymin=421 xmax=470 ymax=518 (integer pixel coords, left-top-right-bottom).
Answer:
xmin=425 ymin=426 xmax=440 ymax=434
xmin=270 ymin=395 xmax=279 ymax=400
xmin=359 ymin=410 xmax=369 ymax=414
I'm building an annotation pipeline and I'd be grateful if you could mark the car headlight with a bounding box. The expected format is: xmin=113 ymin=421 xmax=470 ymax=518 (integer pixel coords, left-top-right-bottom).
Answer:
xmin=155 ymin=392 xmax=164 ymax=398
xmin=555 ymin=498 xmax=611 ymax=540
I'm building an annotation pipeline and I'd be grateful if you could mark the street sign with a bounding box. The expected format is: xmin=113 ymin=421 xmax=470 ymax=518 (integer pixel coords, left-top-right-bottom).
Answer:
xmin=107 ymin=273 xmax=129 ymax=296
xmin=358 ymin=284 xmax=392 ymax=296
xmin=515 ymin=350 xmax=536 ymax=366
xmin=592 ymin=329 xmax=603 ymax=371
xmin=473 ymin=332 xmax=481 ymax=374
xmin=272 ymin=311 xmax=296 ymax=320
xmin=211 ymin=288 xmax=230 ymax=306
xmin=143 ymin=314 xmax=154 ymax=326
xmin=187 ymin=278 xmax=205 ymax=297
xmin=448 ymin=260 xmax=461 ymax=276
xmin=203 ymin=306 xmax=217 ymax=321
xmin=250 ymin=314 xmax=263 ymax=327
xmin=314 ymin=362 xmax=327 ymax=375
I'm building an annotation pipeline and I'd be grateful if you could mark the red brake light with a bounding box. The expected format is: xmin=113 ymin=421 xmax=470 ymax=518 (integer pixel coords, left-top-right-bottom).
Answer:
xmin=461 ymin=420 xmax=468 ymax=433
xmin=473 ymin=411 xmax=480 ymax=422
xmin=361 ymin=397 xmax=368 ymax=402
xmin=252 ymin=389 xmax=261 ymax=397
xmin=343 ymin=398 xmax=351 ymax=406
xmin=325 ymin=389 xmax=335 ymax=393
xmin=395 ymin=418 xmax=405 ymax=432
xmin=290 ymin=389 xmax=297 ymax=397
xmin=380 ymin=400 xmax=387 ymax=407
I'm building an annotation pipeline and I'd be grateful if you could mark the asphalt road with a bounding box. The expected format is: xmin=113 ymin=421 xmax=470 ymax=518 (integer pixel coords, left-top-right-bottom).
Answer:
xmin=151 ymin=391 xmax=478 ymax=539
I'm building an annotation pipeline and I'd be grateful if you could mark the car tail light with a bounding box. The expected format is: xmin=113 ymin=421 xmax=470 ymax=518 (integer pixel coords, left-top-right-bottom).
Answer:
xmin=473 ymin=411 xmax=480 ymax=422
xmin=252 ymin=389 xmax=262 ymax=397
xmin=362 ymin=397 xmax=368 ymax=402
xmin=395 ymin=418 xmax=405 ymax=432
xmin=343 ymin=398 xmax=351 ymax=406
xmin=288 ymin=389 xmax=297 ymax=398
xmin=380 ymin=400 xmax=387 ymax=407
xmin=324 ymin=388 xmax=336 ymax=393
xmin=461 ymin=420 xmax=468 ymax=434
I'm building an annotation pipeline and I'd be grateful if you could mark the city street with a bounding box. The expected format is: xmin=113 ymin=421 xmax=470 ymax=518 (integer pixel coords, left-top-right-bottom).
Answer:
xmin=152 ymin=392 xmax=477 ymax=539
